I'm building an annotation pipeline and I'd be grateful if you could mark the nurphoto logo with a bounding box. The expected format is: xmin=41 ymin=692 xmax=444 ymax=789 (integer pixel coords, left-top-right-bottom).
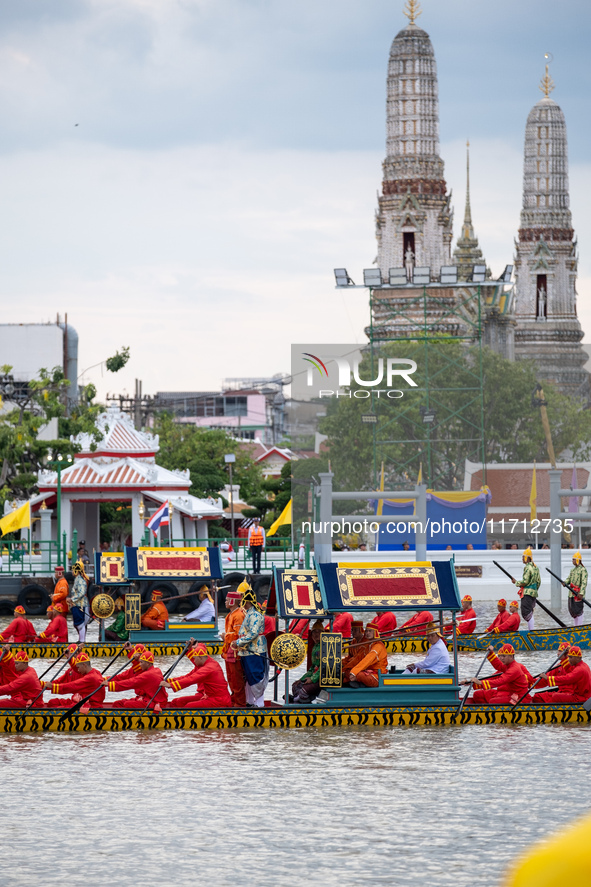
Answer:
xmin=293 ymin=345 xmax=418 ymax=400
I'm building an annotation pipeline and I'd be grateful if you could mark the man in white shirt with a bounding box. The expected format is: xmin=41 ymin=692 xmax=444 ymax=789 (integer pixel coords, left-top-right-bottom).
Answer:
xmin=403 ymin=622 xmax=450 ymax=674
xmin=184 ymin=586 xmax=215 ymax=623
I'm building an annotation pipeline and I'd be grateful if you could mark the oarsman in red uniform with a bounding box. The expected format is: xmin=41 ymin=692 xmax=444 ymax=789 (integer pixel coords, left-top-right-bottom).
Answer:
xmin=502 ymin=601 xmax=521 ymax=633
xmin=401 ymin=610 xmax=434 ymax=636
xmin=288 ymin=618 xmax=309 ymax=639
xmin=348 ymin=622 xmax=389 ymax=688
xmin=37 ymin=601 xmax=69 ymax=643
xmin=0 ymin=605 xmax=37 ymax=643
xmin=486 ymin=644 xmax=534 ymax=690
xmin=221 ymin=591 xmax=246 ymax=707
xmin=59 ymin=643 xmax=84 ymax=684
xmin=467 ymin=643 xmax=528 ymax=704
xmin=536 ymin=642 xmax=572 ymax=690
xmin=43 ymin=651 xmax=106 ymax=708
xmin=141 ymin=590 xmax=169 ymax=630
xmin=52 ymin=566 xmax=69 ymax=607
xmin=535 ymin=646 xmax=591 ymax=704
xmin=372 ymin=611 xmax=397 ymax=637
xmin=163 ymin=643 xmax=232 ymax=708
xmin=103 ymin=650 xmax=167 ymax=710
xmin=0 ymin=650 xmax=42 ymax=707
xmin=486 ymin=600 xmax=510 ymax=634
xmin=332 ymin=611 xmax=354 ymax=638
xmin=444 ymin=595 xmax=477 ymax=635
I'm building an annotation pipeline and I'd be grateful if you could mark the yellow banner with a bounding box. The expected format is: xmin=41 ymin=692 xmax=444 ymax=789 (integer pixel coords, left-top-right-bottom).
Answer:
xmin=0 ymin=501 xmax=31 ymax=536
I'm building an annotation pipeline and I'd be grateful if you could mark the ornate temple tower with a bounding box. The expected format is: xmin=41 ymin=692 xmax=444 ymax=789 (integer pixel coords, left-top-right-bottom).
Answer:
xmin=375 ymin=0 xmax=453 ymax=279
xmin=453 ymin=142 xmax=487 ymax=281
xmin=513 ymin=65 xmax=589 ymax=397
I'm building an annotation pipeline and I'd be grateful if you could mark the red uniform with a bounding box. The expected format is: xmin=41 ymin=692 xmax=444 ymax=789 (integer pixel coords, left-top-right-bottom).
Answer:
xmin=0 ymin=616 xmax=37 ymax=643
xmin=458 ymin=608 xmax=477 ymax=635
xmin=372 ymin=612 xmax=397 ymax=636
xmin=332 ymin=612 xmax=354 ymax=638
xmin=168 ymin=657 xmax=231 ymax=708
xmin=502 ymin=612 xmax=520 ymax=632
xmin=263 ymin=615 xmax=275 ymax=635
xmin=0 ymin=650 xmax=18 ymax=682
xmin=45 ymin=668 xmax=106 ymax=707
xmin=539 ymin=661 xmax=591 ymax=704
xmin=487 ymin=611 xmax=510 ymax=633
xmin=289 ymin=618 xmax=309 ymax=639
xmin=38 ymin=614 xmax=68 ymax=643
xmin=401 ymin=611 xmax=434 ymax=635
xmin=488 ymin=650 xmax=534 ymax=691
xmin=0 ymin=666 xmax=43 ymax=707
xmin=471 ymin=659 xmax=528 ymax=704
xmin=108 ymin=665 xmax=168 ymax=708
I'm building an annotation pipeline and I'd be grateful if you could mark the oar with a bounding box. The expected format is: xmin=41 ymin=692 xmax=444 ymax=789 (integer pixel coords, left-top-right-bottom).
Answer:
xmin=58 ymin=657 xmax=135 ymax=722
xmin=140 ymin=585 xmax=230 ymax=609
xmin=38 ymin=646 xmax=72 ymax=680
xmin=546 ymin=567 xmax=591 ymax=613
xmin=140 ymin=640 xmax=193 ymax=714
xmin=455 ymin=647 xmax=491 ymax=715
xmin=100 ymin=646 xmax=128 ymax=675
xmin=493 ymin=560 xmax=567 ymax=628
xmin=511 ymin=653 xmax=564 ymax=709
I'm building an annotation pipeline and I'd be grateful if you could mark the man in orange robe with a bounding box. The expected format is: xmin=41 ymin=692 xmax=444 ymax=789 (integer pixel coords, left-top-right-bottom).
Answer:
xmin=0 ymin=650 xmax=42 ymax=707
xmin=164 ymin=643 xmax=232 ymax=708
xmin=348 ymin=622 xmax=388 ymax=688
xmin=103 ymin=649 xmax=167 ymax=710
xmin=401 ymin=610 xmax=434 ymax=635
xmin=141 ymin=589 xmax=168 ymax=630
xmin=486 ymin=599 xmax=510 ymax=633
xmin=341 ymin=621 xmax=366 ymax=682
xmin=44 ymin=651 xmax=106 ymax=708
xmin=469 ymin=643 xmax=528 ymax=704
xmin=221 ymin=590 xmax=246 ymax=706
xmin=37 ymin=601 xmax=69 ymax=643
xmin=0 ymin=606 xmax=37 ymax=643
xmin=52 ymin=566 xmax=69 ymax=606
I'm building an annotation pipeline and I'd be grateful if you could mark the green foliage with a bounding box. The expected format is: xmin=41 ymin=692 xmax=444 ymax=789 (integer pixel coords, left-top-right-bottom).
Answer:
xmin=319 ymin=342 xmax=591 ymax=492
xmin=100 ymin=502 xmax=132 ymax=549
xmin=105 ymin=346 xmax=130 ymax=373
xmin=153 ymin=413 xmax=264 ymax=503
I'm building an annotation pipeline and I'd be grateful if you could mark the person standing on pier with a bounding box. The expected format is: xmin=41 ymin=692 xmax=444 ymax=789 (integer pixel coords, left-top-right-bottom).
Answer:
xmin=564 ymin=551 xmax=587 ymax=626
xmin=511 ymin=547 xmax=540 ymax=630
xmin=248 ymin=518 xmax=265 ymax=574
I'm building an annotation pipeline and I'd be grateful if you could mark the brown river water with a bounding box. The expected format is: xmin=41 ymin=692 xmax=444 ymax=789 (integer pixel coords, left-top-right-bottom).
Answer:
xmin=0 ymin=602 xmax=588 ymax=887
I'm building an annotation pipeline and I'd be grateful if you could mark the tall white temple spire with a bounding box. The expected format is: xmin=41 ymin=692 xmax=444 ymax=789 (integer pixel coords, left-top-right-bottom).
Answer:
xmin=513 ymin=57 xmax=588 ymax=397
xmin=375 ymin=3 xmax=453 ymax=279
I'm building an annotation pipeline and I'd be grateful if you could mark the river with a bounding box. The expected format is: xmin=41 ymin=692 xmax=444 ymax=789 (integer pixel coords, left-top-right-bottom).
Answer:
xmin=0 ymin=601 xmax=588 ymax=886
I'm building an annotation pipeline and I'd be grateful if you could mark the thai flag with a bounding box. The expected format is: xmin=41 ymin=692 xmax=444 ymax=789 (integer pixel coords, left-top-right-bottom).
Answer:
xmin=146 ymin=501 xmax=169 ymax=536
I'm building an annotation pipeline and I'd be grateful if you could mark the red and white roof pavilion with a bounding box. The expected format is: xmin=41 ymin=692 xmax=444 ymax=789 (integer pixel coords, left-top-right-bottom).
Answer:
xmin=36 ymin=406 xmax=224 ymax=552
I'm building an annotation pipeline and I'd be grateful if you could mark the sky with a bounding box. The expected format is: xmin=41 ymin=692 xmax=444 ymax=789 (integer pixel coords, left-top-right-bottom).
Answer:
xmin=0 ymin=0 xmax=589 ymax=399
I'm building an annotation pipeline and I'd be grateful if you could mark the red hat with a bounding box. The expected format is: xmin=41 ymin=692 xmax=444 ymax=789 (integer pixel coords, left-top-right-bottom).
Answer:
xmin=73 ymin=652 xmax=90 ymax=666
xmin=498 ymin=643 xmax=515 ymax=656
xmin=225 ymin=591 xmax=242 ymax=605
xmin=14 ymin=605 xmax=26 ymax=615
xmin=67 ymin=643 xmax=78 ymax=655
xmin=509 ymin=600 xmax=519 ymax=608
xmin=558 ymin=641 xmax=571 ymax=652
xmin=568 ymin=646 xmax=582 ymax=658
xmin=188 ymin=643 xmax=208 ymax=660
xmin=497 ymin=599 xmax=507 ymax=607
xmin=151 ymin=589 xmax=163 ymax=599
xmin=133 ymin=644 xmax=146 ymax=654
xmin=366 ymin=621 xmax=380 ymax=637
xmin=53 ymin=601 xmax=68 ymax=614
xmin=14 ymin=650 xmax=29 ymax=662
xmin=139 ymin=650 xmax=154 ymax=664
xmin=55 ymin=566 xmax=64 ymax=573
xmin=461 ymin=595 xmax=472 ymax=602
xmin=351 ymin=620 xmax=364 ymax=629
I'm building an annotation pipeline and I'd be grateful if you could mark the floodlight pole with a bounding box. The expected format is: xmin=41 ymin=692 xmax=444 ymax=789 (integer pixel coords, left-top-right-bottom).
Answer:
xmin=224 ymin=454 xmax=236 ymax=540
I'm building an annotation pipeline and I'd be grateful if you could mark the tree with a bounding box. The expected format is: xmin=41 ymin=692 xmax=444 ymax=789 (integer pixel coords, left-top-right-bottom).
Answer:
xmin=319 ymin=342 xmax=591 ymax=492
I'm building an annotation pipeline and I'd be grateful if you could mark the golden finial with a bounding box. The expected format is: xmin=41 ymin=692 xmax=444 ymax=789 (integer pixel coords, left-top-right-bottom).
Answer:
xmin=539 ymin=53 xmax=555 ymax=98
xmin=404 ymin=0 xmax=422 ymax=25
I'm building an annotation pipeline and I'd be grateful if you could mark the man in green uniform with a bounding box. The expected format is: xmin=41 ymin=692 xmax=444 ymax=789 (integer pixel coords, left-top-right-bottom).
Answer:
xmin=104 ymin=596 xmax=129 ymax=642
xmin=565 ymin=551 xmax=587 ymax=626
xmin=512 ymin=546 xmax=540 ymax=630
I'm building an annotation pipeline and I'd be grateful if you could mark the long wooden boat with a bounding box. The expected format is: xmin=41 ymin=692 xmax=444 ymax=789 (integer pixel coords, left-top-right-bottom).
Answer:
xmin=0 ymin=702 xmax=589 ymax=733
xmin=455 ymin=623 xmax=591 ymax=652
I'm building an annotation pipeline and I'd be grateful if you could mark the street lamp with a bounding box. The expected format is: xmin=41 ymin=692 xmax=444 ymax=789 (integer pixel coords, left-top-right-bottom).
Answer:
xmin=224 ymin=454 xmax=236 ymax=540
xmin=49 ymin=453 xmax=73 ymax=566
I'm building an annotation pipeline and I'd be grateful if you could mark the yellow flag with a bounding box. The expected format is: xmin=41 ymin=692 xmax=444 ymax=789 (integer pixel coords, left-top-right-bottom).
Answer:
xmin=529 ymin=462 xmax=537 ymax=522
xmin=377 ymin=461 xmax=385 ymax=516
xmin=0 ymin=501 xmax=31 ymax=536
xmin=267 ymin=498 xmax=292 ymax=536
